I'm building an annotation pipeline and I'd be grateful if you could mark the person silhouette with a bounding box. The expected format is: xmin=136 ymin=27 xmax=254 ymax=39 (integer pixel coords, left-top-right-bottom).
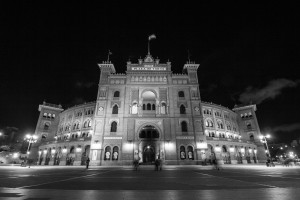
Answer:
xmin=86 ymin=157 xmax=90 ymax=169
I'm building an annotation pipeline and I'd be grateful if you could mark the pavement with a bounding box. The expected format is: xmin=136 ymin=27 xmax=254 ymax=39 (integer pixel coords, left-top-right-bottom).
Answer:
xmin=0 ymin=164 xmax=300 ymax=199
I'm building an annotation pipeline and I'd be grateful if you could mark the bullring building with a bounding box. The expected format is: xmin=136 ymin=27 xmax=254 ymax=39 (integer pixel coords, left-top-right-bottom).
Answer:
xmin=33 ymin=53 xmax=267 ymax=166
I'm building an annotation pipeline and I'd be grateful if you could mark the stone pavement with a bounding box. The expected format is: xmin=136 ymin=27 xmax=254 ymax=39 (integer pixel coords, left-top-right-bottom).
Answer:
xmin=0 ymin=164 xmax=300 ymax=199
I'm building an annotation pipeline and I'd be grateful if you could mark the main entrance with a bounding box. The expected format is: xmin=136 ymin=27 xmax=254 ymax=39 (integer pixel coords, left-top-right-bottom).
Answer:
xmin=143 ymin=144 xmax=155 ymax=164
xmin=139 ymin=125 xmax=160 ymax=164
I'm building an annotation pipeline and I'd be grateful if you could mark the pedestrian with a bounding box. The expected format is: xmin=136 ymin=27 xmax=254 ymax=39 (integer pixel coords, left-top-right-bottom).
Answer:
xmin=158 ymin=158 xmax=162 ymax=171
xmin=86 ymin=157 xmax=90 ymax=169
xmin=213 ymin=158 xmax=220 ymax=170
xmin=155 ymin=159 xmax=159 ymax=171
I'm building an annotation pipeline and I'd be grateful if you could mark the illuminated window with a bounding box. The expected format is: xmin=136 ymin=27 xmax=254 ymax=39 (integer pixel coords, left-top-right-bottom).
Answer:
xmin=104 ymin=146 xmax=111 ymax=160
xmin=180 ymin=146 xmax=186 ymax=160
xmin=187 ymin=146 xmax=194 ymax=160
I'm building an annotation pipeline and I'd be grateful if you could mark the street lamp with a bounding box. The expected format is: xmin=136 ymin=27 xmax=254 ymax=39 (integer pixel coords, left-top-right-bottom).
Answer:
xmin=25 ymin=134 xmax=38 ymax=154
xmin=259 ymin=134 xmax=271 ymax=158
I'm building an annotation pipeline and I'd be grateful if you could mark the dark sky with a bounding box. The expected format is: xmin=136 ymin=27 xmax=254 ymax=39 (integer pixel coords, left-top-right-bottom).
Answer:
xmin=0 ymin=1 xmax=299 ymax=143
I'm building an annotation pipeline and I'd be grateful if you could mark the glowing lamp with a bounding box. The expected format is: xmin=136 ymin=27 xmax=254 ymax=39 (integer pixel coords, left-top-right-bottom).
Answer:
xmin=51 ymin=149 xmax=56 ymax=154
xmin=197 ymin=142 xmax=208 ymax=149
xmin=76 ymin=147 xmax=82 ymax=152
xmin=43 ymin=150 xmax=47 ymax=154
xmin=215 ymin=146 xmax=221 ymax=152
xmin=229 ymin=147 xmax=235 ymax=153
xmin=240 ymin=148 xmax=245 ymax=153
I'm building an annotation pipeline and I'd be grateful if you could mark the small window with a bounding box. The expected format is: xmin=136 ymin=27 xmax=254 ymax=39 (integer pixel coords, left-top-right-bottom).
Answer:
xmin=44 ymin=122 xmax=50 ymax=130
xmin=181 ymin=121 xmax=187 ymax=132
xmin=113 ymin=91 xmax=120 ymax=97
xmin=111 ymin=121 xmax=117 ymax=132
xmin=112 ymin=105 xmax=118 ymax=114
xmin=152 ymin=104 xmax=155 ymax=110
xmin=180 ymin=105 xmax=186 ymax=114
xmin=178 ymin=91 xmax=185 ymax=98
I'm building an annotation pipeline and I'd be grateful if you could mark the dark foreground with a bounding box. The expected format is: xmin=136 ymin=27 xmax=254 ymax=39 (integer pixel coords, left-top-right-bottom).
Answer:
xmin=0 ymin=164 xmax=300 ymax=199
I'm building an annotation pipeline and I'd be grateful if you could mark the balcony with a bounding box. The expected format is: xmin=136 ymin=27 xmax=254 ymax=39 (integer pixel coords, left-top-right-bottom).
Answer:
xmin=206 ymin=136 xmax=242 ymax=142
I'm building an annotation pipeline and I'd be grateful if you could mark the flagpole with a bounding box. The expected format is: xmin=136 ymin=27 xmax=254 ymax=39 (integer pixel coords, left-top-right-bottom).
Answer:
xmin=148 ymin=40 xmax=150 ymax=55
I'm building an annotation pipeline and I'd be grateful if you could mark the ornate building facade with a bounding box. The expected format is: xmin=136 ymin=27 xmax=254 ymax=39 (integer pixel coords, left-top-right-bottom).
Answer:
xmin=33 ymin=54 xmax=266 ymax=166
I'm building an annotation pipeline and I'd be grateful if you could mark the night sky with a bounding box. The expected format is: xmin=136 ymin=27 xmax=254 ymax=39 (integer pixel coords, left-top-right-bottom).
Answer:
xmin=0 ymin=1 xmax=299 ymax=143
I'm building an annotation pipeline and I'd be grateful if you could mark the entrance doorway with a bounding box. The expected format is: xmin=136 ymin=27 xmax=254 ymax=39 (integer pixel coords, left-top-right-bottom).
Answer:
xmin=143 ymin=145 xmax=155 ymax=164
xmin=139 ymin=125 xmax=160 ymax=165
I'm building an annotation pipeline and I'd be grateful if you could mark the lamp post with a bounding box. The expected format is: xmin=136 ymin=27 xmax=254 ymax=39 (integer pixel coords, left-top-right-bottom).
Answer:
xmin=25 ymin=134 xmax=38 ymax=155
xmin=259 ymin=134 xmax=271 ymax=158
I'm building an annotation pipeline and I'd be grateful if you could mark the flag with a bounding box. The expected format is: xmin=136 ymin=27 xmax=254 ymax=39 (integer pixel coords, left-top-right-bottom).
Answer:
xmin=108 ymin=50 xmax=112 ymax=55
xmin=148 ymin=34 xmax=156 ymax=41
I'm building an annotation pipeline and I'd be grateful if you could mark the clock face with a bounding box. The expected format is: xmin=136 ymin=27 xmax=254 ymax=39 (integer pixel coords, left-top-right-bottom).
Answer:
xmin=99 ymin=107 xmax=104 ymax=111
xmin=194 ymin=107 xmax=200 ymax=111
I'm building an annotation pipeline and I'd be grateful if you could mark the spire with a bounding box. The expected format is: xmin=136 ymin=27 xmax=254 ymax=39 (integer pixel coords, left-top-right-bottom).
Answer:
xmin=107 ymin=50 xmax=112 ymax=62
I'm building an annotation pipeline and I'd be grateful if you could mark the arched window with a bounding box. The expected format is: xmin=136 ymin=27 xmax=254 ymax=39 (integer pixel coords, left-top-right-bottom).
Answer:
xmin=112 ymin=146 xmax=119 ymax=161
xmin=44 ymin=122 xmax=50 ymax=130
xmin=111 ymin=121 xmax=117 ymax=132
xmin=70 ymin=146 xmax=75 ymax=153
xmin=143 ymin=104 xmax=146 ymax=110
xmin=76 ymin=123 xmax=80 ymax=129
xmin=88 ymin=120 xmax=92 ymax=127
xmin=247 ymin=122 xmax=252 ymax=129
xmin=161 ymin=103 xmax=166 ymax=114
xmin=187 ymin=146 xmax=194 ymax=160
xmin=181 ymin=121 xmax=187 ymax=132
xmin=41 ymin=134 xmax=47 ymax=140
xmin=112 ymin=105 xmax=118 ymax=114
xmin=217 ymin=121 xmax=224 ymax=129
xmin=180 ymin=146 xmax=186 ymax=160
xmin=132 ymin=103 xmax=138 ymax=114
xmin=205 ymin=119 xmax=213 ymax=127
xmin=152 ymin=104 xmax=155 ymax=110
xmin=205 ymin=120 xmax=209 ymax=127
xmin=113 ymin=91 xmax=120 ymax=97
xmin=178 ymin=91 xmax=185 ymax=98
xmin=73 ymin=123 xmax=76 ymax=130
xmin=180 ymin=105 xmax=186 ymax=114
xmin=104 ymin=146 xmax=111 ymax=160
xmin=147 ymin=103 xmax=151 ymax=110
xmin=249 ymin=134 xmax=254 ymax=141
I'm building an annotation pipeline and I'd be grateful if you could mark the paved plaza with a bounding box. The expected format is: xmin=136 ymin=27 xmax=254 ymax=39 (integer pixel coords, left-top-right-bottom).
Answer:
xmin=0 ymin=164 xmax=300 ymax=199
